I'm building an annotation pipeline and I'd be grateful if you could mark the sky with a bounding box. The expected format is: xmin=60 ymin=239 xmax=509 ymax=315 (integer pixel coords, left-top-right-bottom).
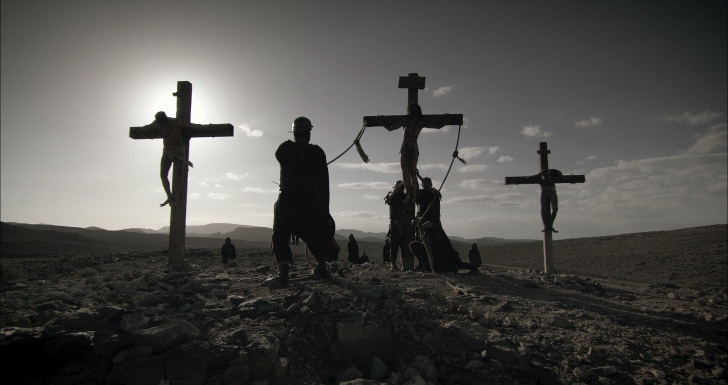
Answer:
xmin=1 ymin=0 xmax=726 ymax=240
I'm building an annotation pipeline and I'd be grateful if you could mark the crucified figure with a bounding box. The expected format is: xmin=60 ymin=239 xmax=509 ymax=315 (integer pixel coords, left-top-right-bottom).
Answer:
xmin=385 ymin=103 xmax=446 ymax=205
xmin=142 ymin=111 xmax=194 ymax=207
xmin=531 ymin=169 xmax=563 ymax=233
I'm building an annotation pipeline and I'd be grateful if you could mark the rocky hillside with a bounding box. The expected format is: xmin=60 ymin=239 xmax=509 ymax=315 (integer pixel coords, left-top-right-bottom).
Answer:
xmin=0 ymin=225 xmax=726 ymax=385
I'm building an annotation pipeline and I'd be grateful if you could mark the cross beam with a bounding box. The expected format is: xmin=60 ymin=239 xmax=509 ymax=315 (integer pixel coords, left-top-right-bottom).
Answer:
xmin=130 ymin=81 xmax=234 ymax=268
xmin=362 ymin=73 xmax=463 ymax=271
xmin=505 ymin=142 xmax=586 ymax=274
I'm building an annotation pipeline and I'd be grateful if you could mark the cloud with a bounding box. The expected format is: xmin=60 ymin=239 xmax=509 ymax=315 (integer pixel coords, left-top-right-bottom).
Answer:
xmin=497 ymin=156 xmax=514 ymax=163
xmin=520 ymin=124 xmax=552 ymax=138
xmin=207 ymin=193 xmax=230 ymax=200
xmin=459 ymin=164 xmax=489 ymax=173
xmin=364 ymin=195 xmax=380 ymax=200
xmin=239 ymin=123 xmax=263 ymax=137
xmin=335 ymin=211 xmax=378 ymax=219
xmin=418 ymin=163 xmax=448 ymax=172
xmin=685 ymin=124 xmax=727 ymax=155
xmin=338 ymin=182 xmax=391 ymax=190
xmin=575 ymin=155 xmax=597 ymax=166
xmin=458 ymin=147 xmax=495 ymax=160
xmin=574 ymin=116 xmax=603 ymax=128
xmin=459 ymin=179 xmax=508 ymax=191
xmin=337 ymin=162 xmax=400 ymax=173
xmin=214 ymin=184 xmax=222 ymax=188
xmin=444 ymin=192 xmax=527 ymax=206
xmin=197 ymin=182 xmax=211 ymax=188
xmin=458 ymin=147 xmax=486 ymax=160
xmin=241 ymin=187 xmax=269 ymax=193
xmin=433 ymin=86 xmax=453 ymax=97
xmin=224 ymin=172 xmax=250 ymax=180
xmin=663 ymin=111 xmax=722 ymax=126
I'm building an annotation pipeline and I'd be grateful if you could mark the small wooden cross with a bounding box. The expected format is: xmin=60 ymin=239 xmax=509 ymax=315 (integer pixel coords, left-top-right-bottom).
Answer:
xmin=505 ymin=142 xmax=585 ymax=274
xmin=130 ymin=81 xmax=233 ymax=268
xmin=362 ymin=73 xmax=463 ymax=271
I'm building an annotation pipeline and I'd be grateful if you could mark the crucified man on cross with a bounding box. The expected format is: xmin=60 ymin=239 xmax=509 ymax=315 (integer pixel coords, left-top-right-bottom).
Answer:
xmin=384 ymin=103 xmax=446 ymax=205
xmin=141 ymin=111 xmax=195 ymax=207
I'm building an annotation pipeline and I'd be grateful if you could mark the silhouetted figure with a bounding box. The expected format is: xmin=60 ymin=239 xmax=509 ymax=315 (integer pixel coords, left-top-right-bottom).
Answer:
xmin=270 ymin=117 xmax=340 ymax=286
xmin=468 ymin=243 xmax=482 ymax=268
xmin=347 ymin=234 xmax=361 ymax=264
xmin=360 ymin=252 xmax=370 ymax=264
xmin=416 ymin=177 xmax=477 ymax=273
xmin=382 ymin=238 xmax=391 ymax=264
xmin=221 ymin=237 xmax=236 ymax=264
xmin=384 ymin=180 xmax=405 ymax=271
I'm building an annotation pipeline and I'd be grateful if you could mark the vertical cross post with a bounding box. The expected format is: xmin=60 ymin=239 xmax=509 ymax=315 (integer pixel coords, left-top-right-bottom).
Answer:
xmin=505 ymin=142 xmax=585 ymax=274
xmin=537 ymin=142 xmax=552 ymax=272
xmin=169 ymin=81 xmax=192 ymax=268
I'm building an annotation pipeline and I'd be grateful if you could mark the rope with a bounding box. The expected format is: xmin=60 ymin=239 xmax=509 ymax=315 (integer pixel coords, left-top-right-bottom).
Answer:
xmin=418 ymin=124 xmax=464 ymax=223
xmin=328 ymin=122 xmax=369 ymax=165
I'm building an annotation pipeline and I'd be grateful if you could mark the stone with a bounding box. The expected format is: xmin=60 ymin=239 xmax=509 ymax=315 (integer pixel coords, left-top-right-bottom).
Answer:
xmin=130 ymin=319 xmax=200 ymax=353
xmin=120 ymin=313 xmax=150 ymax=333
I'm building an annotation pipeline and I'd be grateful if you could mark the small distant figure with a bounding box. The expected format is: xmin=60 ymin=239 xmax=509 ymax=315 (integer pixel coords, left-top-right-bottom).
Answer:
xmin=529 ymin=169 xmax=563 ymax=233
xmin=382 ymin=238 xmax=391 ymax=264
xmin=221 ymin=237 xmax=236 ymax=265
xmin=360 ymin=252 xmax=370 ymax=264
xmin=141 ymin=111 xmax=196 ymax=207
xmin=468 ymin=243 xmax=482 ymax=268
xmin=347 ymin=234 xmax=361 ymax=264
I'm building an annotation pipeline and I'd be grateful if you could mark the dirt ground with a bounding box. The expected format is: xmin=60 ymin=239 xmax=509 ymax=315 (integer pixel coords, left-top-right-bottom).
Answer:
xmin=1 ymin=224 xmax=726 ymax=384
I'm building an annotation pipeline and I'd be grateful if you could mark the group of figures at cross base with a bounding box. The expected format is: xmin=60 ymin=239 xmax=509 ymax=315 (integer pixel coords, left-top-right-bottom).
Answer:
xmin=381 ymin=177 xmax=482 ymax=274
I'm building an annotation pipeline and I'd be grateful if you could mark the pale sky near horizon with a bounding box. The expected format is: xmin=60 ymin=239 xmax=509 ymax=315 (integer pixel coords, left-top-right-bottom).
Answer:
xmin=2 ymin=0 xmax=726 ymax=240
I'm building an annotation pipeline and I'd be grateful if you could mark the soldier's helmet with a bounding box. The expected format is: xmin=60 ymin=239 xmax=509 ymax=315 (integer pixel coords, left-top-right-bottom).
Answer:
xmin=291 ymin=117 xmax=313 ymax=133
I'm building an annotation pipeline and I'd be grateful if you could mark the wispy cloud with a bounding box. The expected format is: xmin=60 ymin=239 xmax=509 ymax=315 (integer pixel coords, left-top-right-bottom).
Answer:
xmin=241 ymin=187 xmax=269 ymax=193
xmin=520 ymin=124 xmax=552 ymax=138
xmin=337 ymin=162 xmax=400 ymax=173
xmin=663 ymin=111 xmax=722 ymax=126
xmin=458 ymin=147 xmax=496 ymax=160
xmin=239 ymin=123 xmax=263 ymax=137
xmin=685 ymin=124 xmax=727 ymax=155
xmin=574 ymin=116 xmax=603 ymax=128
xmin=459 ymin=164 xmax=489 ymax=173
xmin=433 ymin=86 xmax=453 ymax=97
xmin=338 ymin=182 xmax=391 ymax=190
xmin=335 ymin=211 xmax=378 ymax=219
xmin=576 ymin=155 xmax=597 ymax=166
xmin=497 ymin=156 xmax=514 ymax=163
xmin=459 ymin=179 xmax=502 ymax=191
xmin=224 ymin=172 xmax=250 ymax=181
xmin=207 ymin=193 xmax=230 ymax=200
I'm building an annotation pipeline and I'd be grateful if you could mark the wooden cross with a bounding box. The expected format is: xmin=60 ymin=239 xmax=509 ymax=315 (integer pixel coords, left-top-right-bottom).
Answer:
xmin=505 ymin=142 xmax=585 ymax=274
xmin=129 ymin=81 xmax=233 ymax=268
xmin=362 ymin=73 xmax=463 ymax=271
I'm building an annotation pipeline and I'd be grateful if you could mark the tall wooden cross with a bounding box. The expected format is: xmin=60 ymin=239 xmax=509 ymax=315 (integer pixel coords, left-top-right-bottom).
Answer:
xmin=363 ymin=73 xmax=463 ymax=270
xmin=129 ymin=81 xmax=234 ymax=268
xmin=505 ymin=142 xmax=585 ymax=274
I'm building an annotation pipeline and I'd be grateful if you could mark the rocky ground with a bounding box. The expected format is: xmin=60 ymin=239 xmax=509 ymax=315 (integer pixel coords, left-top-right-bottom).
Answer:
xmin=1 ymin=225 xmax=726 ymax=385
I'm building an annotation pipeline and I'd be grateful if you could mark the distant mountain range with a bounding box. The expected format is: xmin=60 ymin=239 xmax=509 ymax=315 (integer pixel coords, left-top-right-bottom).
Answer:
xmin=1 ymin=221 xmax=536 ymax=259
xmin=121 ymin=222 xmax=536 ymax=245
